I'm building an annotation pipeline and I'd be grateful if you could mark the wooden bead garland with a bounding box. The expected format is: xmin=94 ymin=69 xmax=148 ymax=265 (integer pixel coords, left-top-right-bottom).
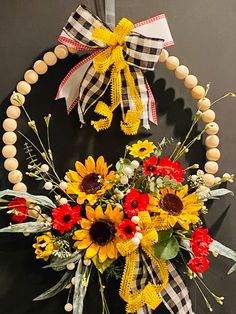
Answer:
xmin=2 ymin=45 xmax=221 ymax=190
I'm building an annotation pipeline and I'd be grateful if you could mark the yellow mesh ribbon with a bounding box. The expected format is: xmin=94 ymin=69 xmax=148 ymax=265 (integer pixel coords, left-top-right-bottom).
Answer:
xmin=117 ymin=212 xmax=169 ymax=313
xmin=91 ymin=18 xmax=144 ymax=135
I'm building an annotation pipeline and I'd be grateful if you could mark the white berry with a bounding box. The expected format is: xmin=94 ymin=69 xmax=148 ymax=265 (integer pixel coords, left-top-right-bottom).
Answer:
xmin=59 ymin=181 xmax=68 ymax=190
xmin=131 ymin=160 xmax=139 ymax=169
xmin=44 ymin=182 xmax=53 ymax=190
xmin=117 ymin=191 xmax=124 ymax=199
xmin=66 ymin=262 xmax=75 ymax=270
xmin=131 ymin=237 xmax=140 ymax=246
xmin=40 ymin=164 xmax=49 ymax=172
xmin=64 ymin=303 xmax=73 ymax=312
xmin=83 ymin=259 xmax=91 ymax=266
xmin=131 ymin=216 xmax=140 ymax=224
xmin=59 ymin=198 xmax=68 ymax=205
xmin=123 ymin=166 xmax=132 ymax=176
xmin=135 ymin=232 xmax=143 ymax=240
xmin=71 ymin=277 xmax=75 ymax=285
xmin=120 ymin=175 xmax=129 ymax=184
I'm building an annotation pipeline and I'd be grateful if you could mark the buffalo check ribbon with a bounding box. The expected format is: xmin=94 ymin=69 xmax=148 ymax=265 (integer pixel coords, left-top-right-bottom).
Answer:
xmin=56 ymin=5 xmax=174 ymax=135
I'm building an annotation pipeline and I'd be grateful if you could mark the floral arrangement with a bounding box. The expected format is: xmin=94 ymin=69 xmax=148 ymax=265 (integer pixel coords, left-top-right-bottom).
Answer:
xmin=0 ymin=93 xmax=236 ymax=314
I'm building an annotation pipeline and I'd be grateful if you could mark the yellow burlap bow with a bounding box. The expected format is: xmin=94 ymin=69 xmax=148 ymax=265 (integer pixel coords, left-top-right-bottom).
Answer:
xmin=91 ymin=18 xmax=144 ymax=135
xmin=117 ymin=212 xmax=169 ymax=313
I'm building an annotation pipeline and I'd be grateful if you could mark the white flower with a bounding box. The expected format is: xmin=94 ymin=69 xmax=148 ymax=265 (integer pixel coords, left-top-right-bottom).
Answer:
xmin=44 ymin=182 xmax=53 ymax=190
xmin=41 ymin=164 xmax=49 ymax=173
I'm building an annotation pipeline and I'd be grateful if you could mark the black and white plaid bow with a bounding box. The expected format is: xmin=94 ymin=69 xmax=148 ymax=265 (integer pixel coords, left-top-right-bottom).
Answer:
xmin=56 ymin=5 xmax=172 ymax=134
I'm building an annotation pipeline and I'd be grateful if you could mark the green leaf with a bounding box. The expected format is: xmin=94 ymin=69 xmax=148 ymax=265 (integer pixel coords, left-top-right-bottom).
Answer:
xmin=209 ymin=188 xmax=234 ymax=198
xmin=34 ymin=271 xmax=73 ymax=301
xmin=92 ymin=256 xmax=115 ymax=273
xmin=153 ymin=236 xmax=179 ymax=260
xmin=209 ymin=240 xmax=236 ymax=262
xmin=0 ymin=221 xmax=51 ymax=233
xmin=158 ymin=229 xmax=173 ymax=242
xmin=0 ymin=189 xmax=56 ymax=208
xmin=43 ymin=251 xmax=82 ymax=270
xmin=227 ymin=263 xmax=236 ymax=275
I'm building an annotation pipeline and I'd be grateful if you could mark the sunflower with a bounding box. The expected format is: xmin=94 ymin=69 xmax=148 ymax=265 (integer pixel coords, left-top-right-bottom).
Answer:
xmin=66 ymin=156 xmax=115 ymax=205
xmin=129 ymin=140 xmax=156 ymax=160
xmin=150 ymin=185 xmax=202 ymax=230
xmin=73 ymin=204 xmax=124 ymax=263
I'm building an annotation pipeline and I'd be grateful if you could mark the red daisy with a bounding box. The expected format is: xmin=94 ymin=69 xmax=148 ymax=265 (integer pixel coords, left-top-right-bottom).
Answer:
xmin=118 ymin=219 xmax=137 ymax=239
xmin=143 ymin=156 xmax=159 ymax=175
xmin=190 ymin=226 xmax=213 ymax=256
xmin=8 ymin=197 xmax=28 ymax=223
xmin=123 ymin=188 xmax=149 ymax=217
xmin=188 ymin=256 xmax=210 ymax=273
xmin=52 ymin=204 xmax=81 ymax=234
xmin=156 ymin=157 xmax=186 ymax=183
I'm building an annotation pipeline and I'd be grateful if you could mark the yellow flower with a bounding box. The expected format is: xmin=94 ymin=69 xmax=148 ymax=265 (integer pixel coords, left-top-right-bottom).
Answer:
xmin=33 ymin=232 xmax=54 ymax=260
xmin=73 ymin=204 xmax=124 ymax=263
xmin=129 ymin=140 xmax=156 ymax=160
xmin=150 ymin=185 xmax=202 ymax=230
xmin=66 ymin=156 xmax=115 ymax=205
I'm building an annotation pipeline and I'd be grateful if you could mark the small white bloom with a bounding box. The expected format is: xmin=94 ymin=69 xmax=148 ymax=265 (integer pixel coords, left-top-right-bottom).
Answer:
xmin=214 ymin=177 xmax=221 ymax=184
xmin=117 ymin=191 xmax=124 ymax=199
xmin=40 ymin=164 xmax=49 ymax=173
xmin=120 ymin=175 xmax=129 ymax=185
xmin=59 ymin=181 xmax=68 ymax=191
xmin=123 ymin=166 xmax=133 ymax=176
xmin=191 ymin=175 xmax=198 ymax=182
xmin=131 ymin=160 xmax=139 ymax=169
xmin=131 ymin=216 xmax=140 ymax=224
xmin=44 ymin=182 xmax=53 ymax=190
xmin=197 ymin=170 xmax=204 ymax=177
xmin=59 ymin=198 xmax=68 ymax=205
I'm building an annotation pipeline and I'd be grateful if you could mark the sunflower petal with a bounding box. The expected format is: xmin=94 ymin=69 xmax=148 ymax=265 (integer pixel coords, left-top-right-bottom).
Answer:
xmin=80 ymin=218 xmax=92 ymax=230
xmin=73 ymin=229 xmax=89 ymax=240
xmin=85 ymin=243 xmax=99 ymax=259
xmin=96 ymin=156 xmax=108 ymax=177
xmin=86 ymin=194 xmax=97 ymax=205
xmin=66 ymin=170 xmax=82 ymax=182
xmin=95 ymin=205 xmax=105 ymax=220
xmin=86 ymin=206 xmax=95 ymax=221
xmin=75 ymin=161 xmax=88 ymax=177
xmin=106 ymin=241 xmax=116 ymax=259
xmin=98 ymin=245 xmax=108 ymax=263
xmin=74 ymin=237 xmax=92 ymax=249
xmin=177 ymin=185 xmax=188 ymax=199
xmin=85 ymin=156 xmax=96 ymax=172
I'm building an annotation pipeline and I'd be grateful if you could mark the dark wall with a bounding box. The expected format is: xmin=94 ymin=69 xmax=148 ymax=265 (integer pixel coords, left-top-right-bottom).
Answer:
xmin=0 ymin=1 xmax=236 ymax=314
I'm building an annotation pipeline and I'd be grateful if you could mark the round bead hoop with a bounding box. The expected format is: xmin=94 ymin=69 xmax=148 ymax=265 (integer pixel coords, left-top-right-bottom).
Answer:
xmin=2 ymin=45 xmax=220 ymax=192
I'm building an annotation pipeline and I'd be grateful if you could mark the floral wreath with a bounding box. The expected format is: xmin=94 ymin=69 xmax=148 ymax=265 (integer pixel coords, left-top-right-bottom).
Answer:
xmin=1 ymin=4 xmax=236 ymax=314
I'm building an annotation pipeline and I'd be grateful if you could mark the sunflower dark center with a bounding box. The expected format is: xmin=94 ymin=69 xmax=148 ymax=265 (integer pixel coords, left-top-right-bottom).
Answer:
xmin=80 ymin=173 xmax=102 ymax=194
xmin=147 ymin=165 xmax=155 ymax=172
xmin=89 ymin=220 xmax=116 ymax=245
xmin=63 ymin=214 xmax=72 ymax=223
xmin=160 ymin=193 xmax=183 ymax=216
xmin=139 ymin=147 xmax=146 ymax=152
xmin=124 ymin=226 xmax=134 ymax=234
xmin=131 ymin=200 xmax=139 ymax=208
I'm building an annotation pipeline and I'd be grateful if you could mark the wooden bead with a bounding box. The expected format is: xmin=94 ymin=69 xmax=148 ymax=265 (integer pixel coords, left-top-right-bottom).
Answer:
xmin=24 ymin=69 xmax=39 ymax=84
xmin=54 ymin=45 xmax=69 ymax=59
xmin=205 ymin=122 xmax=219 ymax=135
xmin=33 ymin=60 xmax=48 ymax=75
xmin=203 ymin=173 xmax=215 ymax=187
xmin=10 ymin=92 xmax=25 ymax=106
xmin=184 ymin=75 xmax=198 ymax=89
xmin=13 ymin=182 xmax=27 ymax=192
xmin=159 ymin=49 xmax=169 ymax=63
xmin=43 ymin=51 xmax=57 ymax=66
xmin=2 ymin=145 xmax=17 ymax=158
xmin=16 ymin=81 xmax=31 ymax=95
xmin=2 ymin=132 xmax=17 ymax=145
xmin=206 ymin=148 xmax=221 ymax=161
xmin=191 ymin=85 xmax=205 ymax=100
xmin=197 ymin=98 xmax=211 ymax=111
xmin=204 ymin=161 xmax=219 ymax=174
xmin=175 ymin=65 xmax=189 ymax=79
xmin=6 ymin=106 xmax=21 ymax=119
xmin=165 ymin=56 xmax=180 ymax=70
xmin=3 ymin=118 xmax=17 ymax=131
xmin=201 ymin=109 xmax=215 ymax=123
xmin=4 ymin=158 xmax=19 ymax=171
xmin=205 ymin=135 xmax=219 ymax=148
xmin=68 ymin=47 xmax=78 ymax=54
xmin=8 ymin=170 xmax=23 ymax=184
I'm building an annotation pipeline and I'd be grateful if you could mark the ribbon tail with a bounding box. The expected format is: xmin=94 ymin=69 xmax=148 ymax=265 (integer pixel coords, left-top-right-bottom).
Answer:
xmin=146 ymin=79 xmax=158 ymax=125
xmin=161 ymin=261 xmax=195 ymax=314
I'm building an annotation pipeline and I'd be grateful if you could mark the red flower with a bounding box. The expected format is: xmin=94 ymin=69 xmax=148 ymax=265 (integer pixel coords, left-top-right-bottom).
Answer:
xmin=52 ymin=204 xmax=81 ymax=234
xmin=123 ymin=188 xmax=149 ymax=217
xmin=118 ymin=219 xmax=137 ymax=239
xmin=8 ymin=197 xmax=28 ymax=223
xmin=143 ymin=156 xmax=159 ymax=175
xmin=190 ymin=226 xmax=213 ymax=257
xmin=188 ymin=256 xmax=210 ymax=273
xmin=156 ymin=157 xmax=185 ymax=183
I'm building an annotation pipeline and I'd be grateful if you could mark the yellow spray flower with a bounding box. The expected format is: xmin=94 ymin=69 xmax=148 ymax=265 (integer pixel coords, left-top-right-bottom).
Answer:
xmin=150 ymin=185 xmax=202 ymax=230
xmin=66 ymin=156 xmax=115 ymax=205
xmin=33 ymin=232 xmax=54 ymax=260
xmin=129 ymin=140 xmax=156 ymax=160
xmin=73 ymin=204 xmax=124 ymax=263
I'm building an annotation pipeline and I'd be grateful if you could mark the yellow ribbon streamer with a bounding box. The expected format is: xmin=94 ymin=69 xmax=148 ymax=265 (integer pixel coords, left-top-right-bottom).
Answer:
xmin=117 ymin=212 xmax=169 ymax=313
xmin=91 ymin=18 xmax=144 ymax=135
